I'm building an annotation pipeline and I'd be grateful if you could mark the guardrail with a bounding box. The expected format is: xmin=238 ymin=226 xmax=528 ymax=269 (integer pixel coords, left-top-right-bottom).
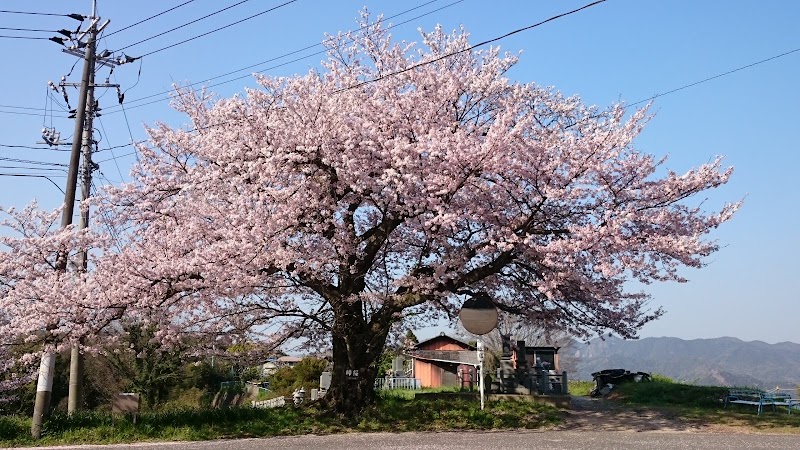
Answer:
xmin=252 ymin=396 xmax=286 ymax=409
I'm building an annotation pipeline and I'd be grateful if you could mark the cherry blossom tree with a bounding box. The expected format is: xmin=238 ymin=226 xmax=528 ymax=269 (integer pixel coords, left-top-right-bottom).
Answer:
xmin=4 ymin=15 xmax=738 ymax=415
xmin=0 ymin=202 xmax=116 ymax=404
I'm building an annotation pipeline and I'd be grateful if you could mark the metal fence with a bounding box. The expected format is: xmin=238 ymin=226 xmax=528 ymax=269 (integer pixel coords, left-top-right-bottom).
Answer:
xmin=374 ymin=377 xmax=422 ymax=390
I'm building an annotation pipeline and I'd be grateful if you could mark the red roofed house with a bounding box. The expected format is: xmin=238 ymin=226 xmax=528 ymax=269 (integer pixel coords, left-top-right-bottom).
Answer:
xmin=407 ymin=333 xmax=477 ymax=389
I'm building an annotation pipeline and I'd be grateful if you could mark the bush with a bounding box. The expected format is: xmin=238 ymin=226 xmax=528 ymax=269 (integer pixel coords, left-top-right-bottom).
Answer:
xmin=267 ymin=358 xmax=327 ymax=396
xmin=649 ymin=373 xmax=674 ymax=383
xmin=612 ymin=379 xmax=727 ymax=408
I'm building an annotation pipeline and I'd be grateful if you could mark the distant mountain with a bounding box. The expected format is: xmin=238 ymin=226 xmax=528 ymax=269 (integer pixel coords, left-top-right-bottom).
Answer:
xmin=565 ymin=336 xmax=800 ymax=389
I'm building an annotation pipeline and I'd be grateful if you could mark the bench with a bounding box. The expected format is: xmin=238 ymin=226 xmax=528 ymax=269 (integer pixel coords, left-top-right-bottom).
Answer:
xmin=766 ymin=388 xmax=800 ymax=414
xmin=725 ymin=388 xmax=800 ymax=415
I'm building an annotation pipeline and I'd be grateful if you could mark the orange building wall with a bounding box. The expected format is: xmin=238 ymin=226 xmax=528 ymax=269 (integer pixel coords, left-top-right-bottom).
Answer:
xmin=415 ymin=360 xmax=441 ymax=387
xmin=413 ymin=336 xmax=472 ymax=387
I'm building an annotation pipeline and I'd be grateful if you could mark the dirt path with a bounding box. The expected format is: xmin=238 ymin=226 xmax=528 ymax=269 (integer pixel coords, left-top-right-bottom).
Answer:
xmin=554 ymin=396 xmax=734 ymax=433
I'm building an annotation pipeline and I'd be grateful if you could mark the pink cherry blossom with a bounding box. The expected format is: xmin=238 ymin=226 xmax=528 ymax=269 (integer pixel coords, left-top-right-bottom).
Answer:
xmin=1 ymin=15 xmax=738 ymax=414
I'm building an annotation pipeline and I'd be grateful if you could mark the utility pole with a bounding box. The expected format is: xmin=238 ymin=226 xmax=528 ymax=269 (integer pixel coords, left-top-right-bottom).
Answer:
xmin=32 ymin=0 xmax=110 ymax=438
xmin=67 ymin=46 xmax=99 ymax=416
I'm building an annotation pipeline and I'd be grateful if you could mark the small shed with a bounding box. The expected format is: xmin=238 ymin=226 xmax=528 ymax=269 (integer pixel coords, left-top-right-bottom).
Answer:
xmin=407 ymin=333 xmax=477 ymax=388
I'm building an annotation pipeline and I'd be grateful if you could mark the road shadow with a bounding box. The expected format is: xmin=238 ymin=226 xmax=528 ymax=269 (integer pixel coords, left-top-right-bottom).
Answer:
xmin=554 ymin=397 xmax=706 ymax=432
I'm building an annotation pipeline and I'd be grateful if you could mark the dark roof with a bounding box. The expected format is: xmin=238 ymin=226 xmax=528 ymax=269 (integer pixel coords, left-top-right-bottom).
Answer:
xmin=413 ymin=332 xmax=476 ymax=351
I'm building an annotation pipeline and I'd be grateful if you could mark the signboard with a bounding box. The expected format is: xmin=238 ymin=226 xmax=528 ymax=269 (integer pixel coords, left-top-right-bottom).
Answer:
xmin=112 ymin=393 xmax=139 ymax=414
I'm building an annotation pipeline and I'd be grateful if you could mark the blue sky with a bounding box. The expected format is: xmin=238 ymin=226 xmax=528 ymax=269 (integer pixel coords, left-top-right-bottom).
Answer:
xmin=0 ymin=0 xmax=798 ymax=344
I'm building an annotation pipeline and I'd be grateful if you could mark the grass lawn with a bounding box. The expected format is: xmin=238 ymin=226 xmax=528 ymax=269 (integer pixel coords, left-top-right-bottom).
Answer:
xmin=0 ymin=393 xmax=561 ymax=447
xmin=609 ymin=378 xmax=800 ymax=433
xmin=5 ymin=379 xmax=799 ymax=446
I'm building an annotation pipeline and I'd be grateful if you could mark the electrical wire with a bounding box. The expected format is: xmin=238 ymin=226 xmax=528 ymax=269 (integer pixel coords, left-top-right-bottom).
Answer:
xmin=0 ymin=165 xmax=66 ymax=172
xmin=90 ymin=179 xmax=125 ymax=250
xmin=136 ymin=0 xmax=299 ymax=59
xmin=42 ymin=85 xmax=49 ymax=128
xmin=0 ymin=35 xmax=52 ymax=40
xmin=337 ymin=0 xmax=607 ymax=92
xmin=0 ymin=109 xmax=59 ymax=117
xmin=47 ymin=92 xmax=69 ymax=112
xmin=0 ymin=27 xmax=59 ymax=32
xmin=627 ymin=46 xmax=800 ymax=107
xmin=94 ymin=1 xmax=602 ymax=162
xmin=0 ymin=104 xmax=46 ymax=111
xmin=0 ymin=157 xmax=68 ymax=167
xmin=0 ymin=143 xmax=72 ymax=151
xmin=95 ymin=149 xmax=139 ymax=163
xmin=113 ymin=0 xmax=254 ymax=53
xmin=91 ymin=1 xmax=798 ymax=166
xmin=104 ymin=0 xmax=197 ymax=38
xmin=0 ymin=10 xmax=81 ymax=18
xmin=0 ymin=174 xmax=66 ymax=194
xmin=119 ymin=103 xmax=140 ymax=162
xmin=103 ymin=0 xmax=461 ymax=113
xmin=97 ymin=117 xmax=127 ymax=180
xmin=102 ymin=54 xmax=144 ymax=163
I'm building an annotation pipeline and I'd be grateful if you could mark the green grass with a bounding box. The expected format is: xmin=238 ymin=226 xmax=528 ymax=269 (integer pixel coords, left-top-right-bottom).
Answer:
xmin=605 ymin=376 xmax=800 ymax=432
xmin=0 ymin=396 xmax=561 ymax=447
xmin=611 ymin=377 xmax=728 ymax=408
xmin=567 ymin=380 xmax=594 ymax=397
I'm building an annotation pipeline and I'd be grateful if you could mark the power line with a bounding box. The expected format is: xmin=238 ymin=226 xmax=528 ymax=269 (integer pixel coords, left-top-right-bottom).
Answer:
xmin=0 ymin=10 xmax=83 ymax=19
xmin=90 ymin=180 xmax=125 ymax=250
xmin=0 ymin=143 xmax=72 ymax=151
xmin=105 ymin=0 xmax=197 ymax=38
xmin=0 ymin=0 xmax=454 ymax=118
xmin=94 ymin=1 xmax=604 ymax=162
xmin=0 ymin=104 xmax=47 ymax=111
xmin=338 ymin=0 xmax=607 ymax=92
xmin=0 ymin=35 xmax=51 ymax=40
xmin=88 ymin=1 xmax=800 ymax=167
xmin=0 ymin=27 xmax=59 ymax=32
xmin=0 ymin=108 xmax=68 ymax=118
xmin=627 ymin=46 xmax=800 ymax=107
xmin=97 ymin=117 xmax=127 ymax=180
xmin=1 ymin=1 xmax=454 ymax=117
xmin=0 ymin=156 xmax=68 ymax=167
xmin=104 ymin=0 xmax=461 ymax=113
xmin=0 ymin=109 xmax=50 ymax=117
xmin=113 ymin=0 xmax=254 ymax=53
xmin=0 ymin=165 xmax=66 ymax=172
xmin=0 ymin=173 xmax=66 ymax=194
xmin=118 ymin=103 xmax=140 ymax=162
xmin=137 ymin=0 xmax=299 ymax=58
xmin=96 ymin=149 xmax=139 ymax=163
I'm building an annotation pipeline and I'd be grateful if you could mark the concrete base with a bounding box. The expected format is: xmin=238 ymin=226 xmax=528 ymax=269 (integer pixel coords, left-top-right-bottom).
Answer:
xmin=489 ymin=393 xmax=572 ymax=409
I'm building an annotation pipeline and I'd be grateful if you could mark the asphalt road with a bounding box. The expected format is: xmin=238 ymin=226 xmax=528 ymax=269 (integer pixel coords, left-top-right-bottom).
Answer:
xmin=15 ymin=431 xmax=800 ymax=450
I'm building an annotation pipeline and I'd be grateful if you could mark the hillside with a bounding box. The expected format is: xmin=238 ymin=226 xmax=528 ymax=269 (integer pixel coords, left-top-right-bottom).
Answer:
xmin=567 ymin=336 xmax=800 ymax=388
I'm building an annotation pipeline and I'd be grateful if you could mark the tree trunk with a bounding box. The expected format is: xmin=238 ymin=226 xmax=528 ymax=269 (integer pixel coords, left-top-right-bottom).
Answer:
xmin=322 ymin=305 xmax=391 ymax=416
